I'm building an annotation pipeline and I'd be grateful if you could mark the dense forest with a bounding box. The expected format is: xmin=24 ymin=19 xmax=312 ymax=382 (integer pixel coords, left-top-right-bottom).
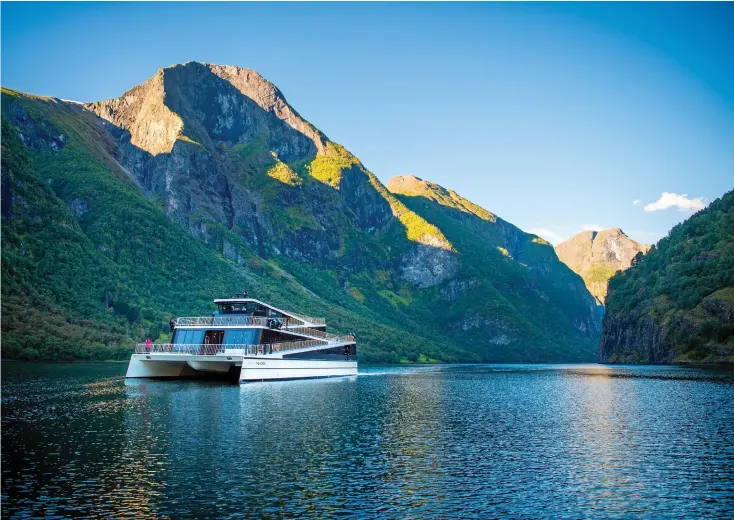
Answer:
xmin=601 ymin=189 xmax=734 ymax=363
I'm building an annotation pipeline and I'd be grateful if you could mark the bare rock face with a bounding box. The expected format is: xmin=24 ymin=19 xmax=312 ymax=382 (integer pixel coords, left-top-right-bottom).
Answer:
xmin=207 ymin=64 xmax=327 ymax=153
xmin=83 ymin=62 xmax=397 ymax=265
xmin=4 ymin=102 xmax=67 ymax=153
xmin=555 ymin=228 xmax=651 ymax=304
xmin=87 ymin=71 xmax=182 ymax=156
xmin=399 ymin=238 xmax=460 ymax=289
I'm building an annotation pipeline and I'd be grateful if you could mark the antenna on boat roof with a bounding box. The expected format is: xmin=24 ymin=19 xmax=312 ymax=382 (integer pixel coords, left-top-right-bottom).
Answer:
xmin=232 ymin=289 xmax=249 ymax=299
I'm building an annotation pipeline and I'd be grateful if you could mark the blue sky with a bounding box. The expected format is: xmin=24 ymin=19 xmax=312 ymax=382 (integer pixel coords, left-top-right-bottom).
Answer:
xmin=2 ymin=2 xmax=733 ymax=245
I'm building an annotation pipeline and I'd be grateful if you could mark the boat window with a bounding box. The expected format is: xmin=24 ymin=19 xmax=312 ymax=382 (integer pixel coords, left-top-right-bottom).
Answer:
xmin=173 ymin=329 xmax=205 ymax=345
xmin=204 ymin=330 xmax=224 ymax=345
xmin=224 ymin=329 xmax=261 ymax=345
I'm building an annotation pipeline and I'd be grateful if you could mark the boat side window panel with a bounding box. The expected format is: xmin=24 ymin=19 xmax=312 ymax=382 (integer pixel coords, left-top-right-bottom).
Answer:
xmin=224 ymin=329 xmax=261 ymax=345
xmin=174 ymin=329 xmax=205 ymax=345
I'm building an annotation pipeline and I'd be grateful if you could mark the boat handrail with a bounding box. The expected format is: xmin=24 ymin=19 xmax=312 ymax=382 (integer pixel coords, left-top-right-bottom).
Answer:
xmin=283 ymin=325 xmax=353 ymax=343
xmin=134 ymin=339 xmax=336 ymax=356
xmin=291 ymin=315 xmax=326 ymax=326
xmin=174 ymin=315 xmax=326 ymax=327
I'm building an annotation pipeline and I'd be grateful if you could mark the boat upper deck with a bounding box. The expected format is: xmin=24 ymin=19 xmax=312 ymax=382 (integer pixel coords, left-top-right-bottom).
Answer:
xmin=204 ymin=298 xmax=325 ymax=327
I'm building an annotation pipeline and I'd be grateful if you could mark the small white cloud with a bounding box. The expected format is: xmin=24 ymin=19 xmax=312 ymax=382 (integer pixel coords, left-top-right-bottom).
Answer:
xmin=581 ymin=224 xmax=605 ymax=232
xmin=643 ymin=192 xmax=706 ymax=213
xmin=526 ymin=227 xmax=565 ymax=245
xmin=632 ymin=199 xmax=642 ymax=206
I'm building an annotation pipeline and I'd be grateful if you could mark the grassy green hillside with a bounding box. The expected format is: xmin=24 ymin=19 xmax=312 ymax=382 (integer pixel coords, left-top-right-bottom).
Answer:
xmin=601 ymin=189 xmax=734 ymax=363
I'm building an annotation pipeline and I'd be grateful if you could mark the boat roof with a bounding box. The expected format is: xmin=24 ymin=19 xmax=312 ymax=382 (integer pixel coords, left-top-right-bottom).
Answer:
xmin=213 ymin=298 xmax=308 ymax=323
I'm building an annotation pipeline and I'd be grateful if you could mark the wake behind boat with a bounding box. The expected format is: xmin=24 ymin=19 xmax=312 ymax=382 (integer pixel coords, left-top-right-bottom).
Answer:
xmin=126 ymin=294 xmax=357 ymax=382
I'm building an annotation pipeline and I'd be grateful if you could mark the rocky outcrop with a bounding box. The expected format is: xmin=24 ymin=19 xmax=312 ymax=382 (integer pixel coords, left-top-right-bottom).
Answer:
xmin=207 ymin=64 xmax=327 ymax=152
xmin=399 ymin=239 xmax=460 ymax=288
xmin=3 ymin=102 xmax=67 ymax=153
xmin=599 ymin=312 xmax=671 ymax=363
xmin=340 ymin=165 xmax=393 ymax=232
xmin=87 ymin=70 xmax=182 ymax=156
xmin=555 ymin=228 xmax=651 ymax=304
xmin=441 ymin=278 xmax=479 ymax=301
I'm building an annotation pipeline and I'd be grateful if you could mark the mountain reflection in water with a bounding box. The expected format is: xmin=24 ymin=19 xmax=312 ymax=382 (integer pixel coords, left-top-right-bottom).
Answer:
xmin=2 ymin=363 xmax=733 ymax=518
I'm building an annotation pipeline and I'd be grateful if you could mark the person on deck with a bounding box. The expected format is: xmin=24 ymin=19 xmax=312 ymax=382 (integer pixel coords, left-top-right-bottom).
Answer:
xmin=145 ymin=338 xmax=152 ymax=352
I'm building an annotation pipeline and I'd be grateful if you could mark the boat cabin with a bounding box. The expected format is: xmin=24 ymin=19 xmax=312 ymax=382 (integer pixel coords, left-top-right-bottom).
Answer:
xmin=212 ymin=298 xmax=292 ymax=320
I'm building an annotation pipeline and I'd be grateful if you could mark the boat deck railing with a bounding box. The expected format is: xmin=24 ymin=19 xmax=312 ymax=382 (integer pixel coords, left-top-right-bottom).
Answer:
xmin=284 ymin=326 xmax=353 ymax=343
xmin=134 ymin=339 xmax=340 ymax=356
xmin=174 ymin=315 xmax=326 ymax=328
xmin=292 ymin=314 xmax=326 ymax=326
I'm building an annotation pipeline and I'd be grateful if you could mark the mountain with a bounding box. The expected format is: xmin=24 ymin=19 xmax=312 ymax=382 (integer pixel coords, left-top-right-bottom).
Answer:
xmin=555 ymin=228 xmax=651 ymax=304
xmin=600 ymin=190 xmax=734 ymax=363
xmin=1 ymin=62 xmax=601 ymax=362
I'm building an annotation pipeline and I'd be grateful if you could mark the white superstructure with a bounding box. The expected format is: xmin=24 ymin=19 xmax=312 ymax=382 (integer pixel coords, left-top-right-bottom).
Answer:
xmin=125 ymin=296 xmax=357 ymax=382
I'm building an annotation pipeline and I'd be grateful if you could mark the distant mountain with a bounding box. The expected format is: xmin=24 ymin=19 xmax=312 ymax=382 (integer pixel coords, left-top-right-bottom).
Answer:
xmin=555 ymin=228 xmax=651 ymax=304
xmin=1 ymin=62 xmax=601 ymax=362
xmin=600 ymin=190 xmax=734 ymax=363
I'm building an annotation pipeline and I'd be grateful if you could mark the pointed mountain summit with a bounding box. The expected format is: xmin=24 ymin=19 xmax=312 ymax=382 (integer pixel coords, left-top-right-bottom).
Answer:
xmin=84 ymin=62 xmax=449 ymax=254
xmin=555 ymin=228 xmax=651 ymax=304
xmin=86 ymin=62 xmax=327 ymax=157
xmin=2 ymin=62 xmax=602 ymax=362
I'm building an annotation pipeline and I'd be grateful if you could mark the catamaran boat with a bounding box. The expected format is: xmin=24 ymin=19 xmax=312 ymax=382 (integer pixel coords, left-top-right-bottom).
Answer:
xmin=126 ymin=295 xmax=357 ymax=382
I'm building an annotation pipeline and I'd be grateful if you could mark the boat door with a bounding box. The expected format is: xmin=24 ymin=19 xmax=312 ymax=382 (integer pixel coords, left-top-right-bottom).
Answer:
xmin=203 ymin=330 xmax=224 ymax=354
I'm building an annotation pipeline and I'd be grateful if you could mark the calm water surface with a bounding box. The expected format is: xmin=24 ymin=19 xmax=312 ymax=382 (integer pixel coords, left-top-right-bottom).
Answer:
xmin=2 ymin=363 xmax=733 ymax=518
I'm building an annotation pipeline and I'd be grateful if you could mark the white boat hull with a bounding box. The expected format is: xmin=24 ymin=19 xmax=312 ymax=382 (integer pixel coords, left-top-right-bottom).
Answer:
xmin=125 ymin=354 xmax=357 ymax=382
xmin=239 ymin=358 xmax=357 ymax=382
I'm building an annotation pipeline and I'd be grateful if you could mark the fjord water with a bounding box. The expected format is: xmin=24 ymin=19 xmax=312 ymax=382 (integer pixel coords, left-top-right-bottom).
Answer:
xmin=2 ymin=364 xmax=733 ymax=518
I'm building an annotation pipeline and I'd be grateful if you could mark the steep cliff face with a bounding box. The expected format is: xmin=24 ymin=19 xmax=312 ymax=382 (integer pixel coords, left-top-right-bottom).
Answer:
xmin=555 ymin=228 xmax=651 ymax=304
xmin=600 ymin=190 xmax=734 ymax=364
xmin=1 ymin=63 xmax=604 ymax=362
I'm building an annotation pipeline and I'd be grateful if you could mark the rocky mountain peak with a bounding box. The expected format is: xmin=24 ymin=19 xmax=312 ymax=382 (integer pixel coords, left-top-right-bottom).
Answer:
xmin=204 ymin=63 xmax=327 ymax=152
xmin=386 ymin=175 xmax=429 ymax=194
xmin=85 ymin=62 xmax=326 ymax=157
xmin=555 ymin=228 xmax=651 ymax=304
xmin=85 ymin=69 xmax=182 ymax=155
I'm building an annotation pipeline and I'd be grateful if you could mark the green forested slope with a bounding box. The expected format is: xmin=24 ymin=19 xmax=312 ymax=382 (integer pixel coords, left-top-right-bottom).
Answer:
xmin=1 ymin=72 xmax=601 ymax=362
xmin=388 ymin=176 xmax=601 ymax=361
xmin=600 ymin=189 xmax=734 ymax=363
xmin=0 ymin=92 xmax=464 ymax=362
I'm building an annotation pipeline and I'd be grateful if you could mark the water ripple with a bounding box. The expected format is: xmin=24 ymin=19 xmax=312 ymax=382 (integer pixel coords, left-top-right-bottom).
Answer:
xmin=2 ymin=363 xmax=733 ymax=518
